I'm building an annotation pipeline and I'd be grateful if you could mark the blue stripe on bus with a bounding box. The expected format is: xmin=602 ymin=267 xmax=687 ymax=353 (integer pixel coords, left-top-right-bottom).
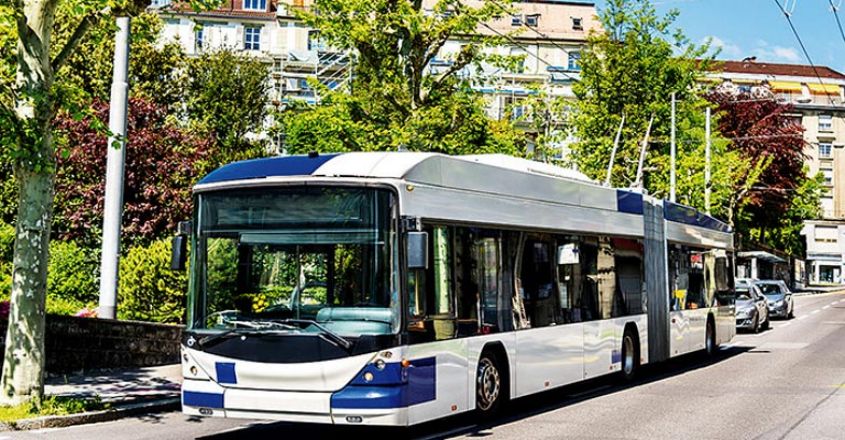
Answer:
xmin=215 ymin=362 xmax=237 ymax=385
xmin=331 ymin=357 xmax=436 ymax=409
xmin=663 ymin=200 xmax=731 ymax=232
xmin=183 ymin=391 xmax=224 ymax=408
xmin=197 ymin=153 xmax=341 ymax=185
xmin=616 ymin=190 xmax=644 ymax=215
xmin=406 ymin=356 xmax=436 ymax=405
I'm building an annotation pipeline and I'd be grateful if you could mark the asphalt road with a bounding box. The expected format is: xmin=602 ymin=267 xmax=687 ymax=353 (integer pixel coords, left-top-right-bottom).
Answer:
xmin=6 ymin=291 xmax=845 ymax=440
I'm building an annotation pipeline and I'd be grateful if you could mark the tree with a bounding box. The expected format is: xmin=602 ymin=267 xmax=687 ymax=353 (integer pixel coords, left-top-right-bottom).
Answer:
xmin=54 ymin=97 xmax=212 ymax=245
xmin=707 ymin=86 xmax=821 ymax=252
xmin=279 ymin=0 xmax=525 ymax=155
xmin=0 ymin=0 xmax=193 ymax=405
xmin=184 ymin=49 xmax=271 ymax=166
xmin=569 ymin=0 xmax=754 ymax=223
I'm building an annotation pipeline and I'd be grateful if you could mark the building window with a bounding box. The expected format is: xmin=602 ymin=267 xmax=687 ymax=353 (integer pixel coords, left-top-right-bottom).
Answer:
xmin=307 ymin=30 xmax=326 ymax=52
xmin=568 ymin=51 xmax=581 ymax=71
xmin=819 ymin=114 xmax=833 ymax=132
xmin=243 ymin=0 xmax=266 ymax=11
xmin=195 ymin=26 xmax=203 ymax=51
xmin=572 ymin=17 xmax=583 ymax=30
xmin=820 ymin=143 xmax=833 ymax=158
xmin=823 ymin=169 xmax=834 ymax=186
xmin=511 ymin=15 xmax=522 ymax=26
xmin=525 ymin=14 xmax=540 ymax=27
xmin=244 ymin=26 xmax=261 ymax=50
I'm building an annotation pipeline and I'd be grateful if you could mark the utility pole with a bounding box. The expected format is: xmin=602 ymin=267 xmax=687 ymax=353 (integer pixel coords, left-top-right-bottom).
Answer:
xmin=670 ymin=92 xmax=677 ymax=202
xmin=634 ymin=115 xmax=655 ymax=190
xmin=605 ymin=114 xmax=625 ymax=187
xmin=705 ymin=106 xmax=712 ymax=215
xmin=98 ymin=17 xmax=131 ymax=320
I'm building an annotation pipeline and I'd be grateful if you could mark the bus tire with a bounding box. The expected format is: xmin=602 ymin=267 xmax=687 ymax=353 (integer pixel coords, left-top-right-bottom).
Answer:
xmin=620 ymin=327 xmax=639 ymax=382
xmin=475 ymin=350 xmax=506 ymax=417
xmin=705 ymin=317 xmax=717 ymax=357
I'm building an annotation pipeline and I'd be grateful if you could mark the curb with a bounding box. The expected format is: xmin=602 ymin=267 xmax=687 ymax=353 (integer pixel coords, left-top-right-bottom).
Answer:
xmin=0 ymin=398 xmax=181 ymax=431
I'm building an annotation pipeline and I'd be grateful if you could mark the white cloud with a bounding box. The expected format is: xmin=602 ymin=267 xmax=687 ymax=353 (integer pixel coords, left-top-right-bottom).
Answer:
xmin=703 ymin=36 xmax=742 ymax=58
xmin=753 ymin=45 xmax=802 ymax=63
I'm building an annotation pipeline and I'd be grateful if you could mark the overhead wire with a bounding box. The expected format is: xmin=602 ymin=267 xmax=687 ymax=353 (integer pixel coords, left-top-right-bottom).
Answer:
xmin=772 ymin=0 xmax=838 ymax=107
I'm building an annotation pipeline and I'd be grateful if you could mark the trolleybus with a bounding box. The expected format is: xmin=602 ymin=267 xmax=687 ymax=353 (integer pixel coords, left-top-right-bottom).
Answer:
xmin=175 ymin=152 xmax=735 ymax=426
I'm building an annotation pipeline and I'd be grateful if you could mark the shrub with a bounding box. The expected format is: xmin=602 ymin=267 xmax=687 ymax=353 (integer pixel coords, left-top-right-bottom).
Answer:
xmin=45 ymin=295 xmax=88 ymax=316
xmin=0 ymin=221 xmax=13 ymax=300
xmin=47 ymin=241 xmax=100 ymax=306
xmin=118 ymin=239 xmax=186 ymax=323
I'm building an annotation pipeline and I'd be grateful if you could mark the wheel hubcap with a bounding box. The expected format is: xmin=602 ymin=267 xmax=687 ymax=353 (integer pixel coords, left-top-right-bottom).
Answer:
xmin=477 ymin=358 xmax=500 ymax=411
xmin=623 ymin=336 xmax=634 ymax=376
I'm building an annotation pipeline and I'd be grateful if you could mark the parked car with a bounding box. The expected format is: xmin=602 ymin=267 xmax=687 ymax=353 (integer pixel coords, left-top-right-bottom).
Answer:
xmin=735 ymin=282 xmax=769 ymax=333
xmin=755 ymin=280 xmax=795 ymax=319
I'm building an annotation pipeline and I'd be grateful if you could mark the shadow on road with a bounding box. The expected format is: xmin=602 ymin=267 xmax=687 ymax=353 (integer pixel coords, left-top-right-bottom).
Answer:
xmin=191 ymin=346 xmax=749 ymax=440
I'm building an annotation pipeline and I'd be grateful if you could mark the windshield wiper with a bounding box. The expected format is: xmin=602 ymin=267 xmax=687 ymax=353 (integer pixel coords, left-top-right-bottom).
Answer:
xmin=197 ymin=319 xmax=298 ymax=348
xmin=279 ymin=319 xmax=353 ymax=351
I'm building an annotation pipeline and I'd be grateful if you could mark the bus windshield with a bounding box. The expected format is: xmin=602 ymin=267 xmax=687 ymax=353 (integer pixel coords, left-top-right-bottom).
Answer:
xmin=189 ymin=186 xmax=399 ymax=337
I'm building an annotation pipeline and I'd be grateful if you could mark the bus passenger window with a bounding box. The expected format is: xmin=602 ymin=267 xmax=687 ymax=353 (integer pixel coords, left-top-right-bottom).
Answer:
xmin=519 ymin=238 xmax=556 ymax=328
xmin=613 ymin=238 xmax=644 ymax=317
xmin=556 ymin=239 xmax=581 ymax=323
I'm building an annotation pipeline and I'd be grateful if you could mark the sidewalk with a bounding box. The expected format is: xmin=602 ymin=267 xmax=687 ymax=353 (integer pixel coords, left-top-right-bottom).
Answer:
xmin=0 ymin=365 xmax=183 ymax=431
xmin=46 ymin=364 xmax=182 ymax=406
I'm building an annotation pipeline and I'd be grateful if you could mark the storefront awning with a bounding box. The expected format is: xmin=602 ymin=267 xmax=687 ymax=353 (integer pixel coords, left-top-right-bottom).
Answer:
xmin=737 ymin=251 xmax=786 ymax=264
xmin=769 ymin=81 xmax=802 ymax=93
xmin=808 ymin=83 xmax=841 ymax=95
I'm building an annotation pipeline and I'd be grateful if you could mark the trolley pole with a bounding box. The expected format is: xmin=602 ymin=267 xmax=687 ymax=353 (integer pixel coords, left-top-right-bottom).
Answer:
xmin=98 ymin=17 xmax=131 ymax=320
xmin=705 ymin=107 xmax=712 ymax=215
xmin=669 ymin=92 xmax=677 ymax=203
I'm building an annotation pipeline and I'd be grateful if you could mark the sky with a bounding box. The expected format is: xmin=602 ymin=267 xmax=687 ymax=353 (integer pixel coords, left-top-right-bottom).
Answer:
xmin=590 ymin=0 xmax=845 ymax=73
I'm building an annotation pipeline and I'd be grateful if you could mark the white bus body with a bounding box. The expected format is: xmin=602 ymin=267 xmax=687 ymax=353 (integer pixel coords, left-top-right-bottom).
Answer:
xmin=180 ymin=152 xmax=735 ymax=426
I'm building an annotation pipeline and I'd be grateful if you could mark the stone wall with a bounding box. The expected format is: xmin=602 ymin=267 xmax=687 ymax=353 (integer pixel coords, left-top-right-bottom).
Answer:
xmin=0 ymin=315 xmax=183 ymax=374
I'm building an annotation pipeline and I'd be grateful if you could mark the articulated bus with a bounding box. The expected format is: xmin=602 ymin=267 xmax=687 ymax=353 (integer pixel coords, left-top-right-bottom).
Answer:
xmin=176 ymin=152 xmax=736 ymax=426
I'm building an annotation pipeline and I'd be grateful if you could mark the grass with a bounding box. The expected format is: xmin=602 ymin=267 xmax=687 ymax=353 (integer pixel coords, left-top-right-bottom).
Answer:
xmin=0 ymin=396 xmax=108 ymax=423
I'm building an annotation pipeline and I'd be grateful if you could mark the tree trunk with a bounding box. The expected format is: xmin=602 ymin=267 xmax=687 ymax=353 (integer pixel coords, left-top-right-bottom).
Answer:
xmin=1 ymin=0 xmax=57 ymax=406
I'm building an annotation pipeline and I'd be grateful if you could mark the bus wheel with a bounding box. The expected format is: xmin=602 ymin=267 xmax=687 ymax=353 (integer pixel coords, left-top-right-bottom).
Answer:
xmin=705 ymin=319 xmax=717 ymax=357
xmin=621 ymin=329 xmax=638 ymax=382
xmin=476 ymin=353 xmax=503 ymax=416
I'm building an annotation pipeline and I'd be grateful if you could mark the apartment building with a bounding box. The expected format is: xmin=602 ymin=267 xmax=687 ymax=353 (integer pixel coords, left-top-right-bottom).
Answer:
xmin=705 ymin=59 xmax=845 ymax=284
xmin=156 ymin=1 xmax=599 ymax=141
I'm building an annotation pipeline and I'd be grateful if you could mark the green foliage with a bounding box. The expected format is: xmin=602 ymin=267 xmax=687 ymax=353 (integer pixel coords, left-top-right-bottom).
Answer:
xmin=744 ymin=170 xmax=824 ymax=256
xmin=45 ymin=295 xmax=87 ymax=316
xmin=0 ymin=220 xmax=12 ymax=300
xmin=118 ymin=239 xmax=187 ymax=323
xmin=0 ymin=395 xmax=107 ymax=422
xmin=569 ymin=0 xmax=752 ymax=223
xmin=57 ymin=12 xmax=186 ymax=111
xmin=46 ymin=241 xmax=100 ymax=306
xmin=184 ymin=49 xmax=270 ymax=167
xmin=279 ymin=0 xmax=525 ymax=155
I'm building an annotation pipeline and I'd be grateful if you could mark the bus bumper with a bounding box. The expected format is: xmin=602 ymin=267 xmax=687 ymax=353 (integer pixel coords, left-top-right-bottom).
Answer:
xmin=182 ymin=379 xmax=409 ymax=426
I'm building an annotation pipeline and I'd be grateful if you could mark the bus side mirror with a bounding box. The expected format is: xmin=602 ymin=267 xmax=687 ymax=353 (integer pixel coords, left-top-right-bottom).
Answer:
xmin=406 ymin=231 xmax=429 ymax=270
xmin=171 ymin=221 xmax=191 ymax=271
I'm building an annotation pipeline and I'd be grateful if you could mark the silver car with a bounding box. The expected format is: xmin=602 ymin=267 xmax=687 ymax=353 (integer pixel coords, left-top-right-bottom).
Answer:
xmin=735 ymin=283 xmax=769 ymax=333
xmin=755 ymin=280 xmax=795 ymax=319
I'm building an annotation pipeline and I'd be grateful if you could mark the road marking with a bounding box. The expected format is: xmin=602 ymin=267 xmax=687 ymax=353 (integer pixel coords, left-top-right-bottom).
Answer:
xmin=797 ymin=315 xmax=808 ymax=320
xmin=823 ymin=305 xmax=831 ymax=310
xmin=781 ymin=322 xmax=792 ymax=327
xmin=812 ymin=309 xmax=821 ymax=315
xmin=822 ymin=321 xmax=845 ymax=325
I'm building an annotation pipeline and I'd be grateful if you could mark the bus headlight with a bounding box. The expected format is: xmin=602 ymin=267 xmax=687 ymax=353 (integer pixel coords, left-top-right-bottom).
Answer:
xmin=374 ymin=359 xmax=386 ymax=370
xmin=363 ymin=372 xmax=374 ymax=382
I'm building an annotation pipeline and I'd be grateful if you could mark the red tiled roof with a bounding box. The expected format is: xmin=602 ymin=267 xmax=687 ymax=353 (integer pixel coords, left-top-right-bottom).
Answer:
xmin=708 ymin=59 xmax=845 ymax=80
